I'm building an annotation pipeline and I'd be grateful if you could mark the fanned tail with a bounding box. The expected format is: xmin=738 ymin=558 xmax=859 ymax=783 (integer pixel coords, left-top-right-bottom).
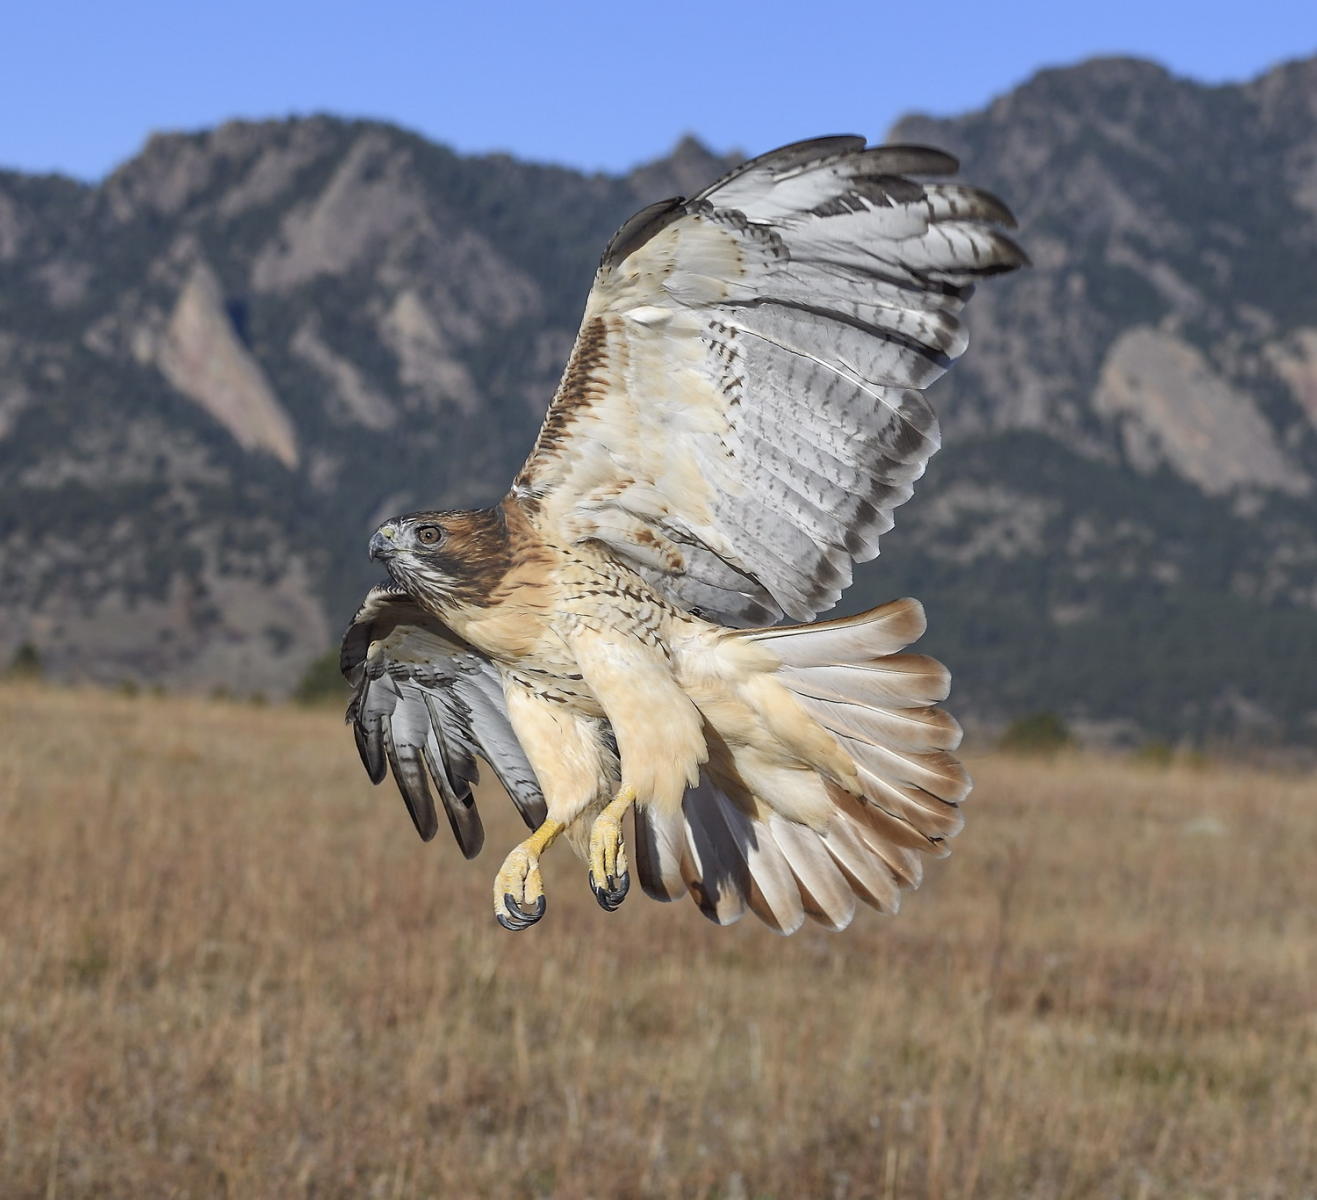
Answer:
xmin=635 ymin=598 xmax=968 ymax=934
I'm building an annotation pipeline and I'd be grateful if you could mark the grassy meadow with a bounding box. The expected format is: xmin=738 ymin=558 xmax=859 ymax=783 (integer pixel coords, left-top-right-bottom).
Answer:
xmin=1 ymin=680 xmax=1314 ymax=1198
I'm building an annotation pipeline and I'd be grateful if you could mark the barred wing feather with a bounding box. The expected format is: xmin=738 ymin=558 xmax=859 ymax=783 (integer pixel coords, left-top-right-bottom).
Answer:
xmin=514 ymin=136 xmax=1025 ymax=625
xmin=341 ymin=585 xmax=547 ymax=852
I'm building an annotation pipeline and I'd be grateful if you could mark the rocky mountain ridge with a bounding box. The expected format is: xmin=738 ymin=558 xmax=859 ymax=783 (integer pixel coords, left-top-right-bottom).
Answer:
xmin=2 ymin=55 xmax=1315 ymax=744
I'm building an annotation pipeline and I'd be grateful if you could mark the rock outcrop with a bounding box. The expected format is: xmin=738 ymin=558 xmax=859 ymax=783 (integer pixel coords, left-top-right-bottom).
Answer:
xmin=1 ymin=56 xmax=1315 ymax=742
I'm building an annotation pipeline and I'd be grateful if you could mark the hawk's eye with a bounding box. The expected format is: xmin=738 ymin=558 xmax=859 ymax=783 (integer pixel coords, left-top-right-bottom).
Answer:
xmin=415 ymin=524 xmax=443 ymax=547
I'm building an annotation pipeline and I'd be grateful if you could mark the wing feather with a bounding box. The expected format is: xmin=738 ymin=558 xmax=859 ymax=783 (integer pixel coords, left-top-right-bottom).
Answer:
xmin=341 ymin=585 xmax=547 ymax=852
xmin=514 ymin=136 xmax=1025 ymax=625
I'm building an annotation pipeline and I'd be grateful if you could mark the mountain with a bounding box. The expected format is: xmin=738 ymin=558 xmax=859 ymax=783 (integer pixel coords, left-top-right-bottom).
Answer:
xmin=2 ymin=56 xmax=1315 ymax=745
xmin=0 ymin=120 xmax=735 ymax=698
xmin=879 ymin=55 xmax=1317 ymax=745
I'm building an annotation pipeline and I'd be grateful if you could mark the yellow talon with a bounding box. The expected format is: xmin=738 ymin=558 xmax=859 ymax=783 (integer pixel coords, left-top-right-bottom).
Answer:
xmin=588 ymin=785 xmax=636 ymax=911
xmin=493 ymin=818 xmax=564 ymax=931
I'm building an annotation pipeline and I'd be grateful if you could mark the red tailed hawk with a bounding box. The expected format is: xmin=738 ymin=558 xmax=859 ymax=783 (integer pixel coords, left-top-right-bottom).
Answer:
xmin=341 ymin=137 xmax=1025 ymax=933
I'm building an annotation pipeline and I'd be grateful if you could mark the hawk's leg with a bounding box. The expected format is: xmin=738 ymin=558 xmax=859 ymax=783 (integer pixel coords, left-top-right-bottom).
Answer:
xmin=494 ymin=817 xmax=565 ymax=931
xmin=588 ymin=784 xmax=636 ymax=911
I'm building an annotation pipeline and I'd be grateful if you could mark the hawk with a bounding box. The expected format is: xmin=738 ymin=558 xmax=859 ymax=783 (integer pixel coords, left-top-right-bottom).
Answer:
xmin=341 ymin=137 xmax=1025 ymax=933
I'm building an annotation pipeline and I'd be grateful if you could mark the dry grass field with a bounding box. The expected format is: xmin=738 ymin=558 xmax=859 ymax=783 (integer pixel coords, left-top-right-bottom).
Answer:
xmin=1 ymin=681 xmax=1314 ymax=1199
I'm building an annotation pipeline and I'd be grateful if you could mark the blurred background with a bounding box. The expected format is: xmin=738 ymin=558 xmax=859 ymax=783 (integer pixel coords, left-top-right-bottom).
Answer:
xmin=2 ymin=0 xmax=1316 ymax=751
xmin=1 ymin=2 xmax=1315 ymax=1196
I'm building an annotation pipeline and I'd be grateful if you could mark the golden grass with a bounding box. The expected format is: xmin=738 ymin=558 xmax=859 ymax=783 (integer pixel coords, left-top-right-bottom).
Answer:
xmin=1 ymin=681 xmax=1314 ymax=1199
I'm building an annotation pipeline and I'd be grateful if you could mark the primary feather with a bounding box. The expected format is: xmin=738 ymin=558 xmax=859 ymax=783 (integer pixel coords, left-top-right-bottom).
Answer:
xmin=342 ymin=585 xmax=547 ymax=852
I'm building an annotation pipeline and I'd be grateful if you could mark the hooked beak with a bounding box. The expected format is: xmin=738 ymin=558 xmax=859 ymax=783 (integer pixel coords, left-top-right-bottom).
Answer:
xmin=369 ymin=526 xmax=397 ymax=562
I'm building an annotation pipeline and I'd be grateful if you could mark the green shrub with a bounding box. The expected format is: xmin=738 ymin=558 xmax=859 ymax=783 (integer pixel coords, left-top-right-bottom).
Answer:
xmin=1133 ymin=740 xmax=1175 ymax=768
xmin=293 ymin=648 xmax=347 ymax=706
xmin=999 ymin=711 xmax=1075 ymax=756
xmin=6 ymin=642 xmax=43 ymax=680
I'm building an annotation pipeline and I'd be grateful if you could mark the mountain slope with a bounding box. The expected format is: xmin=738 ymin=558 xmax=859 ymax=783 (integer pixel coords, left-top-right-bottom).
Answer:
xmin=2 ymin=57 xmax=1315 ymax=743
xmin=0 ymin=120 xmax=734 ymax=696
xmin=867 ymin=56 xmax=1317 ymax=742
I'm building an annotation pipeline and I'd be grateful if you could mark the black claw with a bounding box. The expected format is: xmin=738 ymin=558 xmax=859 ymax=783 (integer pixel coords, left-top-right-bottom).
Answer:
xmin=590 ymin=869 xmax=630 ymax=912
xmin=497 ymin=891 xmax=546 ymax=931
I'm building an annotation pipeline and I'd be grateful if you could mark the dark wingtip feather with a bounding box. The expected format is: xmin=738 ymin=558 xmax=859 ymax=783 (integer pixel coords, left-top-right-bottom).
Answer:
xmin=400 ymin=781 xmax=440 ymax=842
xmin=353 ymin=719 xmax=387 ymax=785
xmin=864 ymin=144 xmax=959 ymax=177
xmin=970 ymin=187 xmax=1020 ymax=230
xmin=601 ymin=196 xmax=688 ymax=270
xmin=1003 ymin=234 xmax=1031 ymax=269
xmin=385 ymin=741 xmax=440 ymax=842
xmin=693 ymin=135 xmax=867 ymax=200
xmin=509 ymin=788 xmax=548 ymax=831
xmin=985 ymin=232 xmax=1031 ymax=271
xmin=442 ymin=795 xmax=486 ymax=860
xmin=419 ymin=731 xmax=487 ymax=859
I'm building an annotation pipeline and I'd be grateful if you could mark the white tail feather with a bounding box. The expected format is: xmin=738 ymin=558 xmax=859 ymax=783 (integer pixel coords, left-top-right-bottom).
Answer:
xmin=636 ymin=598 xmax=969 ymax=934
xmin=780 ymin=656 xmax=951 ymax=707
xmin=768 ymin=813 xmax=857 ymax=931
xmin=752 ymin=597 xmax=929 ymax=664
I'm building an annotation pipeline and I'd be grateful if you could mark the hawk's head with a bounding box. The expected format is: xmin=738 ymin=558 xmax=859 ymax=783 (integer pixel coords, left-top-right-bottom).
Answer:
xmin=368 ymin=507 xmax=512 ymax=609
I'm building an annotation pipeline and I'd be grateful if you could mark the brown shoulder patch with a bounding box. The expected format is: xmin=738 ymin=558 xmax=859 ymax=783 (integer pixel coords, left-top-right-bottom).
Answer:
xmin=516 ymin=316 xmax=612 ymax=498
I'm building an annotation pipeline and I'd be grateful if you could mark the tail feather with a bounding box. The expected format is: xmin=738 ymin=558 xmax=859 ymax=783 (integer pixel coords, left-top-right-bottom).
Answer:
xmin=676 ymin=785 xmax=750 ymax=926
xmin=664 ymin=780 xmax=823 ymax=935
xmin=778 ymin=656 xmax=951 ymax=707
xmin=831 ymin=785 xmax=927 ymax=889
xmin=751 ymin=596 xmax=928 ymax=665
xmin=702 ymin=789 xmax=805 ymax=934
xmin=819 ymin=810 xmax=904 ymax=914
xmin=838 ymin=777 xmax=945 ymax=859
xmin=838 ymin=735 xmax=972 ymax=803
xmin=857 ymin=768 xmax=965 ymax=840
xmin=633 ymin=806 xmax=687 ymax=903
xmin=768 ymin=813 xmax=857 ymax=931
xmin=793 ymin=690 xmax=962 ymax=754
xmin=634 ymin=597 xmax=969 ymax=934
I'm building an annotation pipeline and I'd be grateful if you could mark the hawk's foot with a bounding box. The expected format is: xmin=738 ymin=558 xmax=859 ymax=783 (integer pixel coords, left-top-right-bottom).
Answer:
xmin=588 ymin=785 xmax=636 ymax=911
xmin=493 ymin=818 xmax=564 ymax=931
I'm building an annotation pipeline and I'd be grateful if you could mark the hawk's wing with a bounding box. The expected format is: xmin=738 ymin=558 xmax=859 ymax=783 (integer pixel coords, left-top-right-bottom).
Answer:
xmin=341 ymin=584 xmax=547 ymax=853
xmin=513 ymin=137 xmax=1026 ymax=625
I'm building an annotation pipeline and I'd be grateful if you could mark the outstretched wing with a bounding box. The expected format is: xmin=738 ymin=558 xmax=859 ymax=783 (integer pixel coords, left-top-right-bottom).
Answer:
xmin=513 ymin=136 xmax=1026 ymax=625
xmin=341 ymin=584 xmax=547 ymax=854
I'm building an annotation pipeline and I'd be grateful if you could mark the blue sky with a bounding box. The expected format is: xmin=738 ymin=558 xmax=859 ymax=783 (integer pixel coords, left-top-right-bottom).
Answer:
xmin=4 ymin=0 xmax=1314 ymax=180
